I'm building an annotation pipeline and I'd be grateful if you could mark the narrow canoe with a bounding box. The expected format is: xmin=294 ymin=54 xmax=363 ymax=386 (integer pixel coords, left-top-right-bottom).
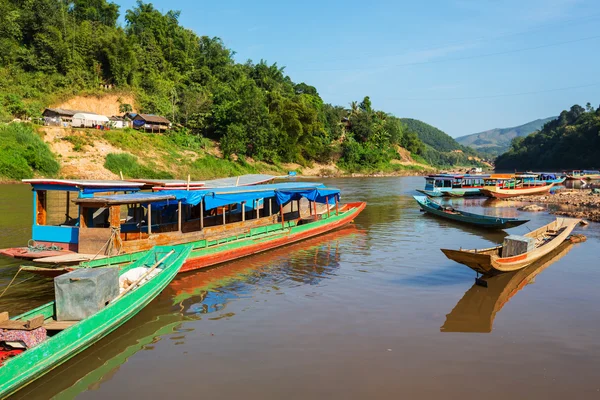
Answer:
xmin=414 ymin=196 xmax=529 ymax=229
xmin=0 ymin=244 xmax=192 ymax=398
xmin=480 ymin=183 xmax=554 ymax=199
xmin=441 ymin=241 xmax=575 ymax=333
xmin=441 ymin=217 xmax=581 ymax=274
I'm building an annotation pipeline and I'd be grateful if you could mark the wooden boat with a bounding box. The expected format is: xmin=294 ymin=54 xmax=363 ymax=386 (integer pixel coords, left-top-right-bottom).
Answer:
xmin=416 ymin=174 xmax=490 ymax=198
xmin=565 ymin=170 xmax=600 ymax=180
xmin=479 ymin=175 xmax=554 ymax=199
xmin=0 ymin=244 xmax=191 ymax=398
xmin=441 ymin=217 xmax=581 ymax=274
xmin=414 ymin=196 xmax=529 ymax=229
xmin=441 ymin=241 xmax=575 ymax=333
xmin=3 ymin=180 xmax=365 ymax=276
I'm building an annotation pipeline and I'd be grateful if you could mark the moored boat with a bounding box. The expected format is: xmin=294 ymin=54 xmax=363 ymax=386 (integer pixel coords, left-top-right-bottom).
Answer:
xmin=2 ymin=180 xmax=366 ymax=276
xmin=416 ymin=174 xmax=489 ymax=198
xmin=440 ymin=217 xmax=581 ymax=274
xmin=0 ymin=244 xmax=191 ymax=398
xmin=565 ymin=170 xmax=600 ymax=180
xmin=480 ymin=175 xmax=554 ymax=199
xmin=414 ymin=196 xmax=529 ymax=229
xmin=441 ymin=241 xmax=575 ymax=333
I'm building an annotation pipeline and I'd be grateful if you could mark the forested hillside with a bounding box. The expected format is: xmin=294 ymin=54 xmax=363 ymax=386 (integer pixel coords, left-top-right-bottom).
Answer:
xmin=400 ymin=118 xmax=484 ymax=167
xmin=456 ymin=116 xmax=556 ymax=157
xmin=495 ymin=104 xmax=600 ymax=170
xmin=0 ymin=0 xmax=474 ymax=177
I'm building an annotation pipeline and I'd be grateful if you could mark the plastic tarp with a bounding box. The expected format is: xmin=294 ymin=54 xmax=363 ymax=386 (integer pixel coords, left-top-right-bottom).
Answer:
xmin=540 ymin=173 xmax=557 ymax=180
xmin=151 ymin=182 xmax=335 ymax=210
xmin=275 ymin=188 xmax=340 ymax=206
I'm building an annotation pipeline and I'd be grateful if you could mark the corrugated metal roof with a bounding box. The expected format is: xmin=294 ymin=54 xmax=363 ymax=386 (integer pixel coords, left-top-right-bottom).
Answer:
xmin=133 ymin=114 xmax=171 ymax=124
xmin=43 ymin=108 xmax=87 ymax=117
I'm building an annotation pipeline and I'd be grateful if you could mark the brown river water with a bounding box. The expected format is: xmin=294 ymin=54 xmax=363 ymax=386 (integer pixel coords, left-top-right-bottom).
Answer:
xmin=1 ymin=177 xmax=599 ymax=399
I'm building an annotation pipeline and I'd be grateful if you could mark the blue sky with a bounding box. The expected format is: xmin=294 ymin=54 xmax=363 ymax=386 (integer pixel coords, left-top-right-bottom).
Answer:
xmin=116 ymin=0 xmax=599 ymax=137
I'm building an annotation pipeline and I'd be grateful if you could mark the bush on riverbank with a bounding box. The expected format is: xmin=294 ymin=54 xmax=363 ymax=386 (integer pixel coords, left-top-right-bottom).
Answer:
xmin=0 ymin=123 xmax=59 ymax=180
xmin=104 ymin=153 xmax=173 ymax=179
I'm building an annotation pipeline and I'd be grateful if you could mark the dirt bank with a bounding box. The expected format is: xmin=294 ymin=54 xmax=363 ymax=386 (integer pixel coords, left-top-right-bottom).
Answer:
xmin=506 ymin=190 xmax=600 ymax=222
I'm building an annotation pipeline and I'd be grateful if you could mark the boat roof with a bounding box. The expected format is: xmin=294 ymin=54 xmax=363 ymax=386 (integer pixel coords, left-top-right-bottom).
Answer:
xmin=74 ymin=192 xmax=176 ymax=205
xmin=129 ymin=174 xmax=277 ymax=189
xmin=126 ymin=179 xmax=206 ymax=187
xmin=23 ymin=179 xmax=144 ymax=193
xmin=75 ymin=182 xmax=339 ymax=210
xmin=426 ymin=174 xmax=490 ymax=179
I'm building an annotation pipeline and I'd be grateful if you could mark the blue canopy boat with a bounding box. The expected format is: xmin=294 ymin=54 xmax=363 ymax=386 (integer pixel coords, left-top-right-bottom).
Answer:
xmin=413 ymin=196 xmax=529 ymax=229
xmin=416 ymin=174 xmax=489 ymax=198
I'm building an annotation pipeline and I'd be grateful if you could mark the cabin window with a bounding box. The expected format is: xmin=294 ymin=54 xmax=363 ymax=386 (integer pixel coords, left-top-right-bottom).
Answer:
xmin=35 ymin=190 xmax=78 ymax=227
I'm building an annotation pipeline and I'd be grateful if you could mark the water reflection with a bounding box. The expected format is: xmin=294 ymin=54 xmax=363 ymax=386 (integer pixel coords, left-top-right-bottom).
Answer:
xmin=168 ymin=226 xmax=366 ymax=315
xmin=9 ymin=225 xmax=365 ymax=399
xmin=441 ymin=242 xmax=575 ymax=333
xmin=12 ymin=298 xmax=191 ymax=400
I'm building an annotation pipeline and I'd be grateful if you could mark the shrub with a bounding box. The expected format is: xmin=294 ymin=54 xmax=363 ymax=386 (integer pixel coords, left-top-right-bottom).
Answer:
xmin=0 ymin=123 xmax=59 ymax=179
xmin=104 ymin=153 xmax=172 ymax=179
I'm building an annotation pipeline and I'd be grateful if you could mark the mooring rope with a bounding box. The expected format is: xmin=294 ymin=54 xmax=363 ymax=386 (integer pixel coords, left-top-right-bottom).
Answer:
xmin=0 ymin=267 xmax=35 ymax=298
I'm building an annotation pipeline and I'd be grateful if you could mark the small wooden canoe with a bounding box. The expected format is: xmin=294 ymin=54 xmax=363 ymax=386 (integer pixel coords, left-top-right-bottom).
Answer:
xmin=441 ymin=217 xmax=581 ymax=274
xmin=414 ymin=196 xmax=529 ymax=229
xmin=480 ymin=183 xmax=554 ymax=199
xmin=441 ymin=241 xmax=575 ymax=333
xmin=0 ymin=244 xmax=192 ymax=398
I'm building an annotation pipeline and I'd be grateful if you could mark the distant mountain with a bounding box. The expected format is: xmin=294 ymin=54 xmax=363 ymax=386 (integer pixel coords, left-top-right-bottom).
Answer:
xmin=456 ymin=117 xmax=557 ymax=156
xmin=400 ymin=118 xmax=465 ymax=152
xmin=400 ymin=118 xmax=485 ymax=167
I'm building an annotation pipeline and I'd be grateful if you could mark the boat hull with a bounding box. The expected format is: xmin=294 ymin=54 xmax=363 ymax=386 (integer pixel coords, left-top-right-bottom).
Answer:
xmin=480 ymin=183 xmax=554 ymax=199
xmin=18 ymin=203 xmax=367 ymax=278
xmin=441 ymin=217 xmax=580 ymax=274
xmin=414 ymin=196 xmax=528 ymax=229
xmin=180 ymin=202 xmax=366 ymax=273
xmin=0 ymin=245 xmax=191 ymax=398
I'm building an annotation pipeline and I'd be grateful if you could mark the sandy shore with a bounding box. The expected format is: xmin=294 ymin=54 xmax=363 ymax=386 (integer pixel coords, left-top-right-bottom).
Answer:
xmin=507 ymin=189 xmax=600 ymax=222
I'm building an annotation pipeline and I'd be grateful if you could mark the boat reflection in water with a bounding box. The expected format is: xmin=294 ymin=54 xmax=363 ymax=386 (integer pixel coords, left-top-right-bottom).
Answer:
xmin=441 ymin=241 xmax=575 ymax=333
xmin=13 ymin=225 xmax=365 ymax=399
xmin=168 ymin=225 xmax=366 ymax=315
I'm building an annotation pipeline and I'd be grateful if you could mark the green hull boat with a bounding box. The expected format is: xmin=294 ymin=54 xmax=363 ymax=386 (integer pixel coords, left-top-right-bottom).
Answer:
xmin=0 ymin=244 xmax=192 ymax=398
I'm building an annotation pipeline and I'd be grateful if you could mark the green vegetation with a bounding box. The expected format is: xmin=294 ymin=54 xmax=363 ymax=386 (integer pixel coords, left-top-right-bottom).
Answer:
xmin=104 ymin=153 xmax=172 ymax=179
xmin=495 ymin=104 xmax=600 ymax=170
xmin=456 ymin=117 xmax=557 ymax=157
xmin=0 ymin=0 xmax=483 ymax=178
xmin=400 ymin=118 xmax=484 ymax=167
xmin=0 ymin=123 xmax=59 ymax=180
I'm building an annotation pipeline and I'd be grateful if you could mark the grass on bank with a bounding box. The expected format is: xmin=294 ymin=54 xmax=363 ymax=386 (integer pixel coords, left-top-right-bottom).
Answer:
xmin=0 ymin=123 xmax=59 ymax=180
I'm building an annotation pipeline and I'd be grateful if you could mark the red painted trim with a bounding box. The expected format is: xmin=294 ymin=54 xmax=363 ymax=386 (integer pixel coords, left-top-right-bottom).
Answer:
xmin=497 ymin=253 xmax=527 ymax=263
xmin=179 ymin=202 xmax=366 ymax=273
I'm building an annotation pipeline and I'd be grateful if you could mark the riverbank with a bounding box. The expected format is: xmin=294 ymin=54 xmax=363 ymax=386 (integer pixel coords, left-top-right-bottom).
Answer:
xmin=507 ymin=189 xmax=600 ymax=222
xmin=0 ymin=123 xmax=438 ymax=182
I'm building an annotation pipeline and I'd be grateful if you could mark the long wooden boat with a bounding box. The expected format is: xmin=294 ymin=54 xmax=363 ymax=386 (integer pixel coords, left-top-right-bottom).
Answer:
xmin=414 ymin=196 xmax=529 ymax=229
xmin=3 ymin=179 xmax=366 ymax=276
xmin=441 ymin=241 xmax=575 ymax=333
xmin=480 ymin=182 xmax=554 ymax=199
xmin=416 ymin=174 xmax=490 ymax=198
xmin=0 ymin=245 xmax=191 ymax=398
xmin=441 ymin=217 xmax=581 ymax=274
xmin=565 ymin=170 xmax=600 ymax=180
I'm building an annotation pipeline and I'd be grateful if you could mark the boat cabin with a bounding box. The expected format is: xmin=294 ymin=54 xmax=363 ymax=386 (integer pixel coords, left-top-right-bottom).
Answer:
xmin=68 ymin=182 xmax=341 ymax=256
xmin=424 ymin=174 xmax=489 ymax=191
xmin=23 ymin=179 xmax=144 ymax=253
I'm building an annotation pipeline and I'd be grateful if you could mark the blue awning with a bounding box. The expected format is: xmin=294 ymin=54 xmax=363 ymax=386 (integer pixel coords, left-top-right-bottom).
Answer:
xmin=154 ymin=182 xmax=337 ymax=210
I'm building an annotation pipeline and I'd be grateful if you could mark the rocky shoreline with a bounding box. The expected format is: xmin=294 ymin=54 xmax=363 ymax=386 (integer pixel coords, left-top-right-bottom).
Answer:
xmin=507 ymin=189 xmax=600 ymax=222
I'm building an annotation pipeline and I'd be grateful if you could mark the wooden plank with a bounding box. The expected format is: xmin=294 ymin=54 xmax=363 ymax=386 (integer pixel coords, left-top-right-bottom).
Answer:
xmin=0 ymin=312 xmax=8 ymax=322
xmin=43 ymin=320 xmax=78 ymax=331
xmin=0 ymin=315 xmax=44 ymax=330
xmin=33 ymin=253 xmax=107 ymax=264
